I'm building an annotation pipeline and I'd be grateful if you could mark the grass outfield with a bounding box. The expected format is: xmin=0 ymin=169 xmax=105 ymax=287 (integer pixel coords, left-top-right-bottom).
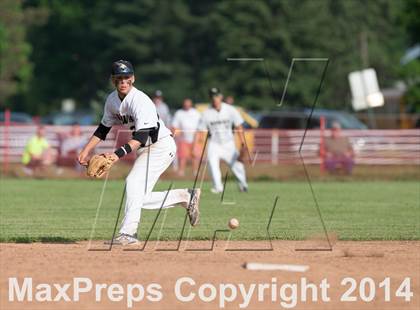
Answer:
xmin=0 ymin=178 xmax=418 ymax=242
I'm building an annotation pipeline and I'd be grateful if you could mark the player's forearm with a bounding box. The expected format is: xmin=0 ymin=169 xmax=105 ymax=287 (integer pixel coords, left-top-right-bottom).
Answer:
xmin=127 ymin=139 xmax=141 ymax=151
xmin=111 ymin=139 xmax=141 ymax=160
xmin=78 ymin=135 xmax=102 ymax=165
xmin=171 ymin=127 xmax=179 ymax=137
xmin=81 ymin=135 xmax=101 ymax=154
xmin=236 ymin=125 xmax=246 ymax=145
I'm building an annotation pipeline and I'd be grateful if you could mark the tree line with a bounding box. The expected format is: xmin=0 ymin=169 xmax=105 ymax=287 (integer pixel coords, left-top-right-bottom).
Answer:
xmin=0 ymin=0 xmax=418 ymax=115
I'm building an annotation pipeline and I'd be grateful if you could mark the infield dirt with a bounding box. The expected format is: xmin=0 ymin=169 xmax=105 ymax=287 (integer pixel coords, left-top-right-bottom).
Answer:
xmin=1 ymin=241 xmax=419 ymax=310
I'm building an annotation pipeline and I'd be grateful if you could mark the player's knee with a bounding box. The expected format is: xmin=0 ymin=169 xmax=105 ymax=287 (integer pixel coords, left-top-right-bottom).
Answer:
xmin=207 ymin=156 xmax=219 ymax=166
xmin=126 ymin=173 xmax=145 ymax=190
xmin=126 ymin=182 xmax=146 ymax=200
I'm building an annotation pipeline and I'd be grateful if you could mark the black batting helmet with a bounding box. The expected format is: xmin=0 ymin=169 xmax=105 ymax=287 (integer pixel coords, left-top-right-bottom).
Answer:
xmin=111 ymin=60 xmax=134 ymax=76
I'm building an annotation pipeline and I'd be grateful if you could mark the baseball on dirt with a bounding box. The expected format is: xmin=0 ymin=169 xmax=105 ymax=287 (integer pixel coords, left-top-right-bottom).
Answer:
xmin=228 ymin=218 xmax=239 ymax=229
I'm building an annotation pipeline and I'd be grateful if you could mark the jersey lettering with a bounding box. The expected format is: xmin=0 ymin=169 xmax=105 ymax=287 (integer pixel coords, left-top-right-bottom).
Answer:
xmin=115 ymin=114 xmax=134 ymax=124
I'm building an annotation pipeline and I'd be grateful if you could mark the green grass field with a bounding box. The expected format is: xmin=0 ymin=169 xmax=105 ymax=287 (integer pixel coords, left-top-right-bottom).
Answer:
xmin=0 ymin=178 xmax=418 ymax=242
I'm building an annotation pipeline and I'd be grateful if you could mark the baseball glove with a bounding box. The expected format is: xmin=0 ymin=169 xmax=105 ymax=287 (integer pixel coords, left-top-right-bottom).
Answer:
xmin=86 ymin=154 xmax=116 ymax=178
xmin=237 ymin=144 xmax=247 ymax=163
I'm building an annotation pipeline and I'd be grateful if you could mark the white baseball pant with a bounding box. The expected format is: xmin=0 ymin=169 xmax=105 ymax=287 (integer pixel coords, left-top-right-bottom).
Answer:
xmin=207 ymin=140 xmax=248 ymax=192
xmin=119 ymin=136 xmax=190 ymax=236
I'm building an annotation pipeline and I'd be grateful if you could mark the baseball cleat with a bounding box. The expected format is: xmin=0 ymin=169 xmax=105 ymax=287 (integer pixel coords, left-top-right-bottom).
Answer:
xmin=187 ymin=188 xmax=201 ymax=226
xmin=104 ymin=233 xmax=139 ymax=246
xmin=210 ymin=188 xmax=223 ymax=194
xmin=239 ymin=184 xmax=248 ymax=193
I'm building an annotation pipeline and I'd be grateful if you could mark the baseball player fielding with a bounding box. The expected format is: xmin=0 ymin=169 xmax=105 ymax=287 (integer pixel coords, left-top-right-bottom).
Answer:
xmin=78 ymin=60 xmax=201 ymax=246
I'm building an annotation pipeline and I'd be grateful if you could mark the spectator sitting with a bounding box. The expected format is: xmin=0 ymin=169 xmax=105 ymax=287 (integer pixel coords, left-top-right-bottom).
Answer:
xmin=58 ymin=123 xmax=88 ymax=170
xmin=152 ymin=90 xmax=172 ymax=126
xmin=172 ymin=98 xmax=201 ymax=176
xmin=323 ymin=122 xmax=355 ymax=174
xmin=22 ymin=126 xmax=57 ymax=175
